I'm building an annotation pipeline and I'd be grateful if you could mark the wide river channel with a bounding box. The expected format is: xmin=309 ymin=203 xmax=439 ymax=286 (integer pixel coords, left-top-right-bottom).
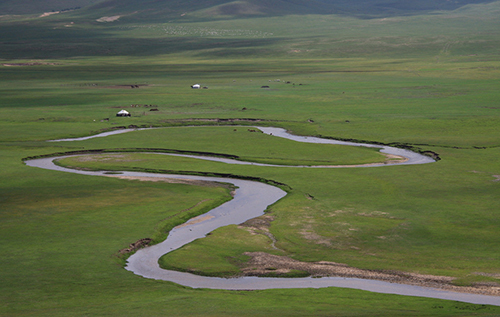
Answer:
xmin=26 ymin=127 xmax=500 ymax=306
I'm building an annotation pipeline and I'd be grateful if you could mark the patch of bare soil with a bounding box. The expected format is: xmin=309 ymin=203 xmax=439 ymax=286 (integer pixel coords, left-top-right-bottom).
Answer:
xmin=73 ymin=154 xmax=130 ymax=162
xmin=118 ymin=238 xmax=152 ymax=255
xmin=345 ymin=153 xmax=408 ymax=167
xmin=106 ymin=175 xmax=227 ymax=188
xmin=2 ymin=62 xmax=59 ymax=67
xmin=313 ymin=153 xmax=408 ymax=168
xmin=176 ymin=214 xmax=215 ymax=228
xmin=239 ymin=215 xmax=280 ymax=250
xmin=241 ymin=252 xmax=500 ymax=296
xmin=240 ymin=215 xmax=274 ymax=233
xmin=40 ymin=11 xmax=60 ymax=18
xmin=96 ymin=16 xmax=121 ymax=22
xmin=382 ymin=153 xmax=409 ymax=163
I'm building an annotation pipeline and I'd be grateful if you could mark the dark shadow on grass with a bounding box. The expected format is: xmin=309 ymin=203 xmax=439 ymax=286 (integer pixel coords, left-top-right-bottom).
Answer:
xmin=0 ymin=23 xmax=284 ymax=59
xmin=85 ymin=0 xmax=500 ymax=21
xmin=2 ymin=0 xmax=497 ymax=21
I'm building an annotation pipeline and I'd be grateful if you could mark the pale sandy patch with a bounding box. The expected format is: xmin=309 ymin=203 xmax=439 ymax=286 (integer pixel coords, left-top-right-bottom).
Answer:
xmin=106 ymin=175 xmax=221 ymax=188
xmin=383 ymin=153 xmax=409 ymax=163
xmin=242 ymin=252 xmax=500 ymax=296
xmin=317 ymin=153 xmax=408 ymax=168
xmin=176 ymin=215 xmax=215 ymax=228
xmin=96 ymin=16 xmax=121 ymax=22
xmin=40 ymin=11 xmax=60 ymax=18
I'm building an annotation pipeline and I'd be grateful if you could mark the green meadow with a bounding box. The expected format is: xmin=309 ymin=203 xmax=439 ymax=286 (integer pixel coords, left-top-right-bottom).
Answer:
xmin=1 ymin=1 xmax=500 ymax=315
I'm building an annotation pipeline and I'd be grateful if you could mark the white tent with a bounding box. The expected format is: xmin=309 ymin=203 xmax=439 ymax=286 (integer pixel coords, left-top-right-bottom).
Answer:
xmin=116 ymin=109 xmax=131 ymax=117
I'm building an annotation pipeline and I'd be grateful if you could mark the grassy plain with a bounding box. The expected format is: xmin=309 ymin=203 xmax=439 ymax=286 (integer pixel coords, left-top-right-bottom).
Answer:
xmin=57 ymin=132 xmax=500 ymax=278
xmin=1 ymin=2 xmax=500 ymax=316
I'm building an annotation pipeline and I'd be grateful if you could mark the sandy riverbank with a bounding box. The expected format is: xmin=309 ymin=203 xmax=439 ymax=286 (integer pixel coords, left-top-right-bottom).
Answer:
xmin=241 ymin=252 xmax=499 ymax=297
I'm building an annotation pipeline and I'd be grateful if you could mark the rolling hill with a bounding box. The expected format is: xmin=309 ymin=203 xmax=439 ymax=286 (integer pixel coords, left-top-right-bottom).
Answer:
xmin=0 ymin=0 xmax=101 ymax=14
xmin=0 ymin=0 xmax=498 ymax=19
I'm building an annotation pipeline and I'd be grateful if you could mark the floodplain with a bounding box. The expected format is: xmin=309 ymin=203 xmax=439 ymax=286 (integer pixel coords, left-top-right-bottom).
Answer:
xmin=1 ymin=1 xmax=500 ymax=315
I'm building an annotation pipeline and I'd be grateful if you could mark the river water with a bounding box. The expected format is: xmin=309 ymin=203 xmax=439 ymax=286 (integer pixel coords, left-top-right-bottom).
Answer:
xmin=25 ymin=127 xmax=499 ymax=306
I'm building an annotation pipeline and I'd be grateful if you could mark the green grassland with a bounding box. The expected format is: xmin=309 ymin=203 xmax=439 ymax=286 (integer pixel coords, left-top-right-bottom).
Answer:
xmin=1 ymin=1 xmax=500 ymax=316
xmin=52 ymin=127 xmax=387 ymax=165
xmin=55 ymin=132 xmax=500 ymax=279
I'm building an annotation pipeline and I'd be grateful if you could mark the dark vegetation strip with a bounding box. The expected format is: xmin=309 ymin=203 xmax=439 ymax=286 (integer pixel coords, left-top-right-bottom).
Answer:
xmin=23 ymin=148 xmax=241 ymax=161
xmin=123 ymin=167 xmax=293 ymax=192
xmin=25 ymin=149 xmax=293 ymax=191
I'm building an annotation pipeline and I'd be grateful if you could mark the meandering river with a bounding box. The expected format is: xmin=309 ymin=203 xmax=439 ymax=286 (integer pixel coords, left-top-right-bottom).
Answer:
xmin=26 ymin=127 xmax=499 ymax=306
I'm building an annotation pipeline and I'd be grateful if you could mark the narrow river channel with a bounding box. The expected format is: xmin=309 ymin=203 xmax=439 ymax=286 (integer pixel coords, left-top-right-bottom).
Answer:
xmin=26 ymin=127 xmax=499 ymax=306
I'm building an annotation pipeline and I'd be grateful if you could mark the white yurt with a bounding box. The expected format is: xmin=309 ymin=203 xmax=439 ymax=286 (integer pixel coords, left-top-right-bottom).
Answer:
xmin=116 ymin=109 xmax=131 ymax=117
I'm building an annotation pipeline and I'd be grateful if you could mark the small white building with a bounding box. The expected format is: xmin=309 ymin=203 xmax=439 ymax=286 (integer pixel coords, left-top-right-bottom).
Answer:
xmin=191 ymin=84 xmax=201 ymax=89
xmin=116 ymin=109 xmax=131 ymax=117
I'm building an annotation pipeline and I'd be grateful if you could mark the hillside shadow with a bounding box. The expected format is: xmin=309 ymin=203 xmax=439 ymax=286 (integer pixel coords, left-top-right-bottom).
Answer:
xmin=317 ymin=0 xmax=500 ymax=19
xmin=0 ymin=23 xmax=283 ymax=59
xmin=86 ymin=0 xmax=500 ymax=22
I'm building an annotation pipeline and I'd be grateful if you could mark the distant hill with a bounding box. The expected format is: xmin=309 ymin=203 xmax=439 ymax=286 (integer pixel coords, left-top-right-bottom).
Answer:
xmin=0 ymin=0 xmax=101 ymax=14
xmin=0 ymin=0 xmax=498 ymax=18
xmin=85 ymin=0 xmax=500 ymax=19
xmin=0 ymin=0 xmax=499 ymax=59
xmin=317 ymin=0 xmax=499 ymax=16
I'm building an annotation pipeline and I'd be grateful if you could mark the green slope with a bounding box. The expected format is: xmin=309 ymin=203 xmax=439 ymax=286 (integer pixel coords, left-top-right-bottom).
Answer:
xmin=83 ymin=0 xmax=500 ymax=20
xmin=0 ymin=0 xmax=101 ymax=14
xmin=1 ymin=0 xmax=498 ymax=18
xmin=1 ymin=0 xmax=499 ymax=59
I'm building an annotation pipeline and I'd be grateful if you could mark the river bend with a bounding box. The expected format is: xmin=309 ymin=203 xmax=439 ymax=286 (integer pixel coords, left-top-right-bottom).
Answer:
xmin=25 ymin=127 xmax=499 ymax=306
